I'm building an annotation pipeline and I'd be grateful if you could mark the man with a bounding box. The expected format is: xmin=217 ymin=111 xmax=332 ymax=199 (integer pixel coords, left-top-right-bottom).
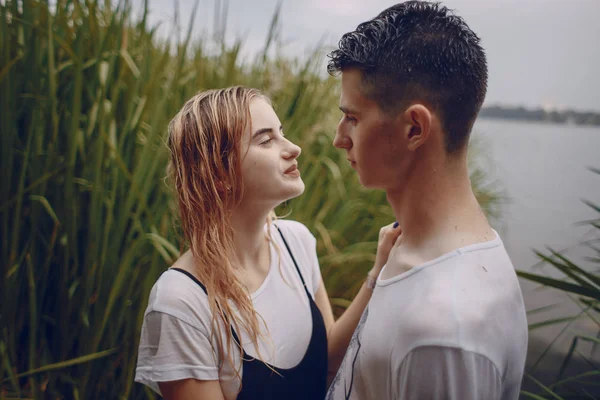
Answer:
xmin=326 ymin=2 xmax=528 ymax=399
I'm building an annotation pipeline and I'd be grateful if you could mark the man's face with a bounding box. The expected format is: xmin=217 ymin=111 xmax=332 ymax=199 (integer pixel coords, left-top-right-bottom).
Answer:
xmin=333 ymin=69 xmax=408 ymax=190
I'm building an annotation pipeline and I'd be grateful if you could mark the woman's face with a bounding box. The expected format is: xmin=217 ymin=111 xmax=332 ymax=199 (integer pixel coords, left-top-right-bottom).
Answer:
xmin=238 ymin=98 xmax=304 ymax=208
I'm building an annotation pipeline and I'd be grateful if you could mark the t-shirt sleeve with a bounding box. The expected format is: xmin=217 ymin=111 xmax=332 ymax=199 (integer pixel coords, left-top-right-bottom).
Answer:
xmin=395 ymin=346 xmax=502 ymax=400
xmin=135 ymin=310 xmax=219 ymax=395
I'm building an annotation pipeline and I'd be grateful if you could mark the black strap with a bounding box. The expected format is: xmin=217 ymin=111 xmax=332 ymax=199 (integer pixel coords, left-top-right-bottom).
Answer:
xmin=170 ymin=267 xmax=244 ymax=350
xmin=171 ymin=267 xmax=207 ymax=293
xmin=274 ymin=225 xmax=312 ymax=299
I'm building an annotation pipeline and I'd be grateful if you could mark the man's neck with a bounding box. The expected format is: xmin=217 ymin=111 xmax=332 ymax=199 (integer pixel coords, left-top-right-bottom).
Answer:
xmin=387 ymin=152 xmax=494 ymax=258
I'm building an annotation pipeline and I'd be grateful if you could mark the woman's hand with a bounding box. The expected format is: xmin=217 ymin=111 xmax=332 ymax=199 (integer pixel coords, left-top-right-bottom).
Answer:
xmin=372 ymin=221 xmax=402 ymax=275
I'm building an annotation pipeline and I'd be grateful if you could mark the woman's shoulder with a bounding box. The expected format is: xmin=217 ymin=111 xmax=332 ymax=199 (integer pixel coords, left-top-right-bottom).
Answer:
xmin=273 ymin=219 xmax=315 ymax=243
xmin=145 ymin=251 xmax=212 ymax=327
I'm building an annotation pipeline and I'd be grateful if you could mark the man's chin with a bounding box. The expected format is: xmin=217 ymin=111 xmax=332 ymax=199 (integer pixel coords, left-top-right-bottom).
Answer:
xmin=357 ymin=174 xmax=379 ymax=189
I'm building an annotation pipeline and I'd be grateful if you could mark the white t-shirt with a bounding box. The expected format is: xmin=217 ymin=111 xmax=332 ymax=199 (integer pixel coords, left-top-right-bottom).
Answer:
xmin=135 ymin=220 xmax=322 ymax=400
xmin=327 ymin=232 xmax=528 ymax=400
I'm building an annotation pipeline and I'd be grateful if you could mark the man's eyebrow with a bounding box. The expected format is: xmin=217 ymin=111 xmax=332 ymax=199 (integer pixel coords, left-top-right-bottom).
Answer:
xmin=252 ymin=125 xmax=283 ymax=138
xmin=339 ymin=106 xmax=358 ymax=115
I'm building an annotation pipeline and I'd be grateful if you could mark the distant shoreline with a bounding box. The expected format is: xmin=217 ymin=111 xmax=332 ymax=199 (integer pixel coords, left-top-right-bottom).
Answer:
xmin=479 ymin=105 xmax=600 ymax=126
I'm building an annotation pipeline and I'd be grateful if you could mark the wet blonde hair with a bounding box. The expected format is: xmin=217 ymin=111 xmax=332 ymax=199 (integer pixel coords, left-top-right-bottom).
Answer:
xmin=166 ymin=86 xmax=278 ymax=378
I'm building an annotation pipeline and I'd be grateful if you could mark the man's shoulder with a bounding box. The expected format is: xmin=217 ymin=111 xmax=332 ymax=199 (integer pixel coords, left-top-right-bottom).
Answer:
xmin=373 ymin=250 xmax=525 ymax=351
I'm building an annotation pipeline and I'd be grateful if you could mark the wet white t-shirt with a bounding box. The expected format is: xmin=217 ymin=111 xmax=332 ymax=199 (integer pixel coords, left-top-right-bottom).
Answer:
xmin=327 ymin=232 xmax=528 ymax=400
xmin=135 ymin=220 xmax=322 ymax=400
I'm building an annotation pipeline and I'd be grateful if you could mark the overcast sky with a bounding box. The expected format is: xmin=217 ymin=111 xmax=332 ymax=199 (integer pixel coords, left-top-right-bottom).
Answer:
xmin=141 ymin=0 xmax=600 ymax=111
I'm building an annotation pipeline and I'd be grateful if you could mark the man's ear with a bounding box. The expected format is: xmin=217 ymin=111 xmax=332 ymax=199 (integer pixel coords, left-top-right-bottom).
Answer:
xmin=403 ymin=104 xmax=432 ymax=152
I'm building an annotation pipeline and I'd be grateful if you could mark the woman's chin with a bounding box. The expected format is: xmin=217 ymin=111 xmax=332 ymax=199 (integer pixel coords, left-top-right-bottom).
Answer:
xmin=281 ymin=182 xmax=305 ymax=203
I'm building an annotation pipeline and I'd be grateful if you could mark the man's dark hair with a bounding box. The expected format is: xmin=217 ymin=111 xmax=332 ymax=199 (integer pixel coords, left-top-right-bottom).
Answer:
xmin=328 ymin=1 xmax=488 ymax=153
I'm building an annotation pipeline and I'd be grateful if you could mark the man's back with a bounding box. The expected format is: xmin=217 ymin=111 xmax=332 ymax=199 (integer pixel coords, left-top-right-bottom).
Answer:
xmin=326 ymin=233 xmax=528 ymax=400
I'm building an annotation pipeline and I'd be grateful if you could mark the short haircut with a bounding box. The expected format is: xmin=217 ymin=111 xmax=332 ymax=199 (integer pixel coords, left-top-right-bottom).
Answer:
xmin=328 ymin=1 xmax=488 ymax=153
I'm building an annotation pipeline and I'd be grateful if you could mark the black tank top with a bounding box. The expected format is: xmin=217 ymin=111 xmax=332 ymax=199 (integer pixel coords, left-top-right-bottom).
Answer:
xmin=172 ymin=226 xmax=328 ymax=399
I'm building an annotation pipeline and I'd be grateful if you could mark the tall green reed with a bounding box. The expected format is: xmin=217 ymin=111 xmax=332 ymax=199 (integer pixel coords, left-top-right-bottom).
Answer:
xmin=0 ymin=0 xmax=501 ymax=398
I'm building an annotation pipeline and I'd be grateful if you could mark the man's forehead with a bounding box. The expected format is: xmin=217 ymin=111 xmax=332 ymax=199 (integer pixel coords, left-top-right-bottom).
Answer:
xmin=340 ymin=69 xmax=364 ymax=92
xmin=340 ymin=77 xmax=379 ymax=114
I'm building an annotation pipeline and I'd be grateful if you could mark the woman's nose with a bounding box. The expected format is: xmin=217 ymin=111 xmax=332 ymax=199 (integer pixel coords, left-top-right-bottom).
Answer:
xmin=284 ymin=139 xmax=301 ymax=159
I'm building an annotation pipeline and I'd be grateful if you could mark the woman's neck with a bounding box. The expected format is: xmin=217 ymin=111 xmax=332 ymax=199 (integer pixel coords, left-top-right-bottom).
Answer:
xmin=230 ymin=208 xmax=271 ymax=270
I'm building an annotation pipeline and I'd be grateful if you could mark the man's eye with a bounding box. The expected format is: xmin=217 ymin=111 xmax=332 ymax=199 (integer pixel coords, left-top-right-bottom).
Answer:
xmin=344 ymin=115 xmax=357 ymax=124
xmin=260 ymin=138 xmax=273 ymax=145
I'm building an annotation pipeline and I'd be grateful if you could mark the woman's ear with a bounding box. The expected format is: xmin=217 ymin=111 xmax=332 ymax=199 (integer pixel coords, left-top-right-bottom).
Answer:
xmin=215 ymin=181 xmax=232 ymax=193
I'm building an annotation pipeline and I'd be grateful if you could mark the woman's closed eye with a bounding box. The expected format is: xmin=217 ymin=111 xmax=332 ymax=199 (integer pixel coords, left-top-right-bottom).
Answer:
xmin=259 ymin=130 xmax=285 ymax=146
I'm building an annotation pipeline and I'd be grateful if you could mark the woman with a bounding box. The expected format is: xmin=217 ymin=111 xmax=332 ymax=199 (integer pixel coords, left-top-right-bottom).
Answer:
xmin=135 ymin=87 xmax=400 ymax=399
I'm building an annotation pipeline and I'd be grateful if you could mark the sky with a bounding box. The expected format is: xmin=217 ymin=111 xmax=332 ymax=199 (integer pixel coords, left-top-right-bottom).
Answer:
xmin=139 ymin=0 xmax=600 ymax=111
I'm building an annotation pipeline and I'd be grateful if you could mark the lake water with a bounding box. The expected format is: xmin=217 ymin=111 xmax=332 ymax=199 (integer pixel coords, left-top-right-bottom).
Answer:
xmin=474 ymin=118 xmax=599 ymax=274
xmin=472 ymin=118 xmax=600 ymax=389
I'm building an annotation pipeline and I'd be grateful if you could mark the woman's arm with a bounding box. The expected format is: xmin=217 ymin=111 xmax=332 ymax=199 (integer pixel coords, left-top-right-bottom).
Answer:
xmin=314 ymin=274 xmax=376 ymax=380
xmin=314 ymin=222 xmax=402 ymax=380
xmin=159 ymin=379 xmax=226 ymax=400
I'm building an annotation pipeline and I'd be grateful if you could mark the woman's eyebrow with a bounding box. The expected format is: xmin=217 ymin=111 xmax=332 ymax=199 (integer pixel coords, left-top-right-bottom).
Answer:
xmin=252 ymin=125 xmax=283 ymax=138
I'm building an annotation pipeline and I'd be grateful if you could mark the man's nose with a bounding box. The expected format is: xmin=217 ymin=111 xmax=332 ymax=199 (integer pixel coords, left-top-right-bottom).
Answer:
xmin=333 ymin=128 xmax=351 ymax=149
